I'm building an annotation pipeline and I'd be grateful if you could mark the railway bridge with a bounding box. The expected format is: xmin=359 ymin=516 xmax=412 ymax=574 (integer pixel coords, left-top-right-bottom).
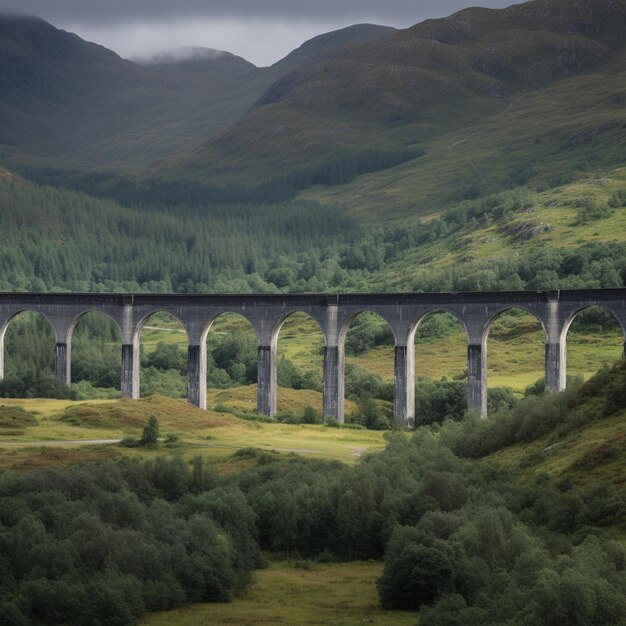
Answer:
xmin=1 ymin=289 xmax=625 ymax=426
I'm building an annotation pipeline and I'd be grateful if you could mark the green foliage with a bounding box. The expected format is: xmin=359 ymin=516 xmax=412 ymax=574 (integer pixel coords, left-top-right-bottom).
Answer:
xmin=348 ymin=395 xmax=391 ymax=431
xmin=3 ymin=173 xmax=626 ymax=301
xmin=573 ymin=197 xmax=612 ymax=225
xmin=0 ymin=458 xmax=263 ymax=625
xmin=2 ymin=365 xmax=626 ymax=624
xmin=607 ymin=188 xmax=626 ymax=208
xmin=140 ymin=416 xmax=160 ymax=448
xmin=438 ymin=361 xmax=626 ymax=459
xmin=378 ymin=526 xmax=455 ymax=610
xmin=208 ymin=334 xmax=257 ymax=387
xmin=142 ymin=343 xmax=187 ymax=375
xmin=345 ymin=314 xmax=394 ymax=356
xmin=0 ymin=405 xmax=38 ymax=429
xmin=302 ymin=404 xmax=321 ymax=425
xmin=0 ymin=369 xmax=75 ymax=400
xmin=344 ymin=363 xmax=392 ymax=402
xmin=414 ymin=379 xmax=467 ymax=425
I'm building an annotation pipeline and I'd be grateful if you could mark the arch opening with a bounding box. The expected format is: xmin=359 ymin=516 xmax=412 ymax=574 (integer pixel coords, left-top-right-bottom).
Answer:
xmin=275 ymin=312 xmax=325 ymax=423
xmin=565 ymin=306 xmax=624 ymax=384
xmin=70 ymin=311 xmax=122 ymax=399
xmin=0 ymin=311 xmax=67 ymax=399
xmin=486 ymin=308 xmax=546 ymax=405
xmin=138 ymin=311 xmax=188 ymax=399
xmin=342 ymin=311 xmax=394 ymax=430
xmin=204 ymin=312 xmax=258 ymax=414
xmin=412 ymin=311 xmax=468 ymax=426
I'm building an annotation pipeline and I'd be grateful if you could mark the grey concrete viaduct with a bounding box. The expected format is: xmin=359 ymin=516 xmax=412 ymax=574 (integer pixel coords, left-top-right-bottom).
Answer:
xmin=1 ymin=289 xmax=625 ymax=426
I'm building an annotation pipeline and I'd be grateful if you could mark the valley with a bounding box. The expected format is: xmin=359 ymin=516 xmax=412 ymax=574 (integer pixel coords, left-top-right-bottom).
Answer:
xmin=0 ymin=1 xmax=626 ymax=624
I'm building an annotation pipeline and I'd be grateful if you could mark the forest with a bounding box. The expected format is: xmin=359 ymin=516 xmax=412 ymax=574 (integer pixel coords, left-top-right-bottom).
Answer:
xmin=2 ymin=173 xmax=626 ymax=295
xmin=1 ymin=363 xmax=625 ymax=625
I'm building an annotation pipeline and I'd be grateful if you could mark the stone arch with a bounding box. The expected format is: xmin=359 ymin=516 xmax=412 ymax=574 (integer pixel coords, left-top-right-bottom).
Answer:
xmin=0 ymin=309 xmax=57 ymax=343
xmin=339 ymin=309 xmax=398 ymax=347
xmin=485 ymin=306 xmax=547 ymax=341
xmin=485 ymin=306 xmax=547 ymax=395
xmin=67 ymin=309 xmax=123 ymax=392
xmin=561 ymin=305 xmax=625 ymax=383
xmin=67 ymin=309 xmax=123 ymax=344
xmin=203 ymin=311 xmax=260 ymax=412
xmin=274 ymin=311 xmax=326 ymax=419
xmin=561 ymin=304 xmax=625 ymax=343
xmin=133 ymin=309 xmax=189 ymax=346
xmin=410 ymin=309 xmax=470 ymax=426
xmin=199 ymin=310 xmax=261 ymax=347
xmin=271 ymin=310 xmax=328 ymax=349
xmin=340 ymin=310 xmax=396 ymax=428
xmin=0 ymin=309 xmax=57 ymax=383
xmin=135 ymin=310 xmax=190 ymax=399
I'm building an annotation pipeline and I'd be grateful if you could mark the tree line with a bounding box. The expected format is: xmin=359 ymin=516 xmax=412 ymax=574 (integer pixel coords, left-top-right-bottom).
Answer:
xmin=2 ymin=174 xmax=626 ymax=295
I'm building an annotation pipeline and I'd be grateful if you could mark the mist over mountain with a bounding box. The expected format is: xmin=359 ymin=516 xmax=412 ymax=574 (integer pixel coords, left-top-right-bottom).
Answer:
xmin=0 ymin=16 xmax=396 ymax=171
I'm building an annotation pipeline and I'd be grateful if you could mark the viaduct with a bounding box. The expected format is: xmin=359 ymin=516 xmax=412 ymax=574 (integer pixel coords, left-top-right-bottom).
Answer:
xmin=1 ymin=289 xmax=625 ymax=427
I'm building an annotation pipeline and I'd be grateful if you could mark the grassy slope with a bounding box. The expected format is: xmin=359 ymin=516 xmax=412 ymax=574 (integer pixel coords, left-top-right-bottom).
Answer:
xmin=0 ymin=394 xmax=376 ymax=473
xmin=489 ymin=407 xmax=626 ymax=492
xmin=171 ymin=1 xmax=626 ymax=197
xmin=298 ymin=57 xmax=626 ymax=221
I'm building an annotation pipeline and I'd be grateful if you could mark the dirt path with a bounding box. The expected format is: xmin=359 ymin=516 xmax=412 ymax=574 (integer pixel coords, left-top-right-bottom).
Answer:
xmin=0 ymin=438 xmax=121 ymax=447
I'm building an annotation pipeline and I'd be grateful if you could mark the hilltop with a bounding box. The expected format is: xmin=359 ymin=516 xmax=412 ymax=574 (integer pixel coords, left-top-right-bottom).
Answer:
xmin=0 ymin=16 xmax=395 ymax=170
xmin=161 ymin=0 xmax=626 ymax=217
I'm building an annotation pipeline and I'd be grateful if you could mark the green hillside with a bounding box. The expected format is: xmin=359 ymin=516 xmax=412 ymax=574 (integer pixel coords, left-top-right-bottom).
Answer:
xmin=0 ymin=17 xmax=396 ymax=171
xmin=167 ymin=0 xmax=626 ymax=196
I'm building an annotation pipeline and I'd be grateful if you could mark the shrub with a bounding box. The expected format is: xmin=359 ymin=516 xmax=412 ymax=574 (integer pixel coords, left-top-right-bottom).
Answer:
xmin=140 ymin=416 xmax=160 ymax=448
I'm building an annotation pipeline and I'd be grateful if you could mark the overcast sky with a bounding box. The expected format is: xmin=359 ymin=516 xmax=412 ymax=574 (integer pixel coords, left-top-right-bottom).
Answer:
xmin=2 ymin=0 xmax=516 ymax=66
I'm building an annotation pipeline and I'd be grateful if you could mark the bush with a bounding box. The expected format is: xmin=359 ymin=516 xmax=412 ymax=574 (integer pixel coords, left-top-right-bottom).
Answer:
xmin=379 ymin=526 xmax=455 ymax=610
xmin=140 ymin=416 xmax=160 ymax=448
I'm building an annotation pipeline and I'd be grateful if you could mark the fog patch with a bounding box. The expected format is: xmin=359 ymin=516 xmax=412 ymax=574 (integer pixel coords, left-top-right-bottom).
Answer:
xmin=134 ymin=46 xmax=227 ymax=66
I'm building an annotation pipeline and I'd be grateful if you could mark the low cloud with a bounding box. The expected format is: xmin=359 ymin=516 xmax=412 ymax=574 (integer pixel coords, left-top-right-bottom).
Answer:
xmin=65 ymin=17 xmax=358 ymax=66
xmin=4 ymin=1 xmax=516 ymax=66
xmin=135 ymin=47 xmax=227 ymax=66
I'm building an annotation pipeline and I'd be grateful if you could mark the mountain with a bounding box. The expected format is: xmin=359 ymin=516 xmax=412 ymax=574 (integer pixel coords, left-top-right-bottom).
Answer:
xmin=0 ymin=15 xmax=263 ymax=169
xmin=165 ymin=0 xmax=626 ymax=201
xmin=271 ymin=23 xmax=397 ymax=73
xmin=0 ymin=17 xmax=396 ymax=171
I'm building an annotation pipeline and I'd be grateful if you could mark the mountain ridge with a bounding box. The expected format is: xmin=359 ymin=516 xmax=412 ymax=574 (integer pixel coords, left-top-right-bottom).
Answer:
xmin=166 ymin=0 xmax=626 ymax=187
xmin=0 ymin=16 xmax=396 ymax=170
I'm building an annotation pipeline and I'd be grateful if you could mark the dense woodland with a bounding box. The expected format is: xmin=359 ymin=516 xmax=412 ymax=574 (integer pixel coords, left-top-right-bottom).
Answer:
xmin=2 ymin=174 xmax=626 ymax=295
xmin=1 ymin=364 xmax=625 ymax=625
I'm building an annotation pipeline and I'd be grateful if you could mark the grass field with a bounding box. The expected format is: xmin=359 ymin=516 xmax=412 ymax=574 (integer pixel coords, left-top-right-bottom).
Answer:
xmin=0 ymin=393 xmax=385 ymax=472
xmin=141 ymin=560 xmax=418 ymax=626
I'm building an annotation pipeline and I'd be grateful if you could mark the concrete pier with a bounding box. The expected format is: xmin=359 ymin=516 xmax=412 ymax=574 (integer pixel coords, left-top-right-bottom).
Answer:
xmin=187 ymin=344 xmax=206 ymax=410
xmin=121 ymin=343 xmax=139 ymax=399
xmin=467 ymin=343 xmax=487 ymax=417
xmin=394 ymin=345 xmax=415 ymax=428
xmin=55 ymin=342 xmax=71 ymax=386
xmin=323 ymin=345 xmax=344 ymax=423
xmin=257 ymin=344 xmax=277 ymax=416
